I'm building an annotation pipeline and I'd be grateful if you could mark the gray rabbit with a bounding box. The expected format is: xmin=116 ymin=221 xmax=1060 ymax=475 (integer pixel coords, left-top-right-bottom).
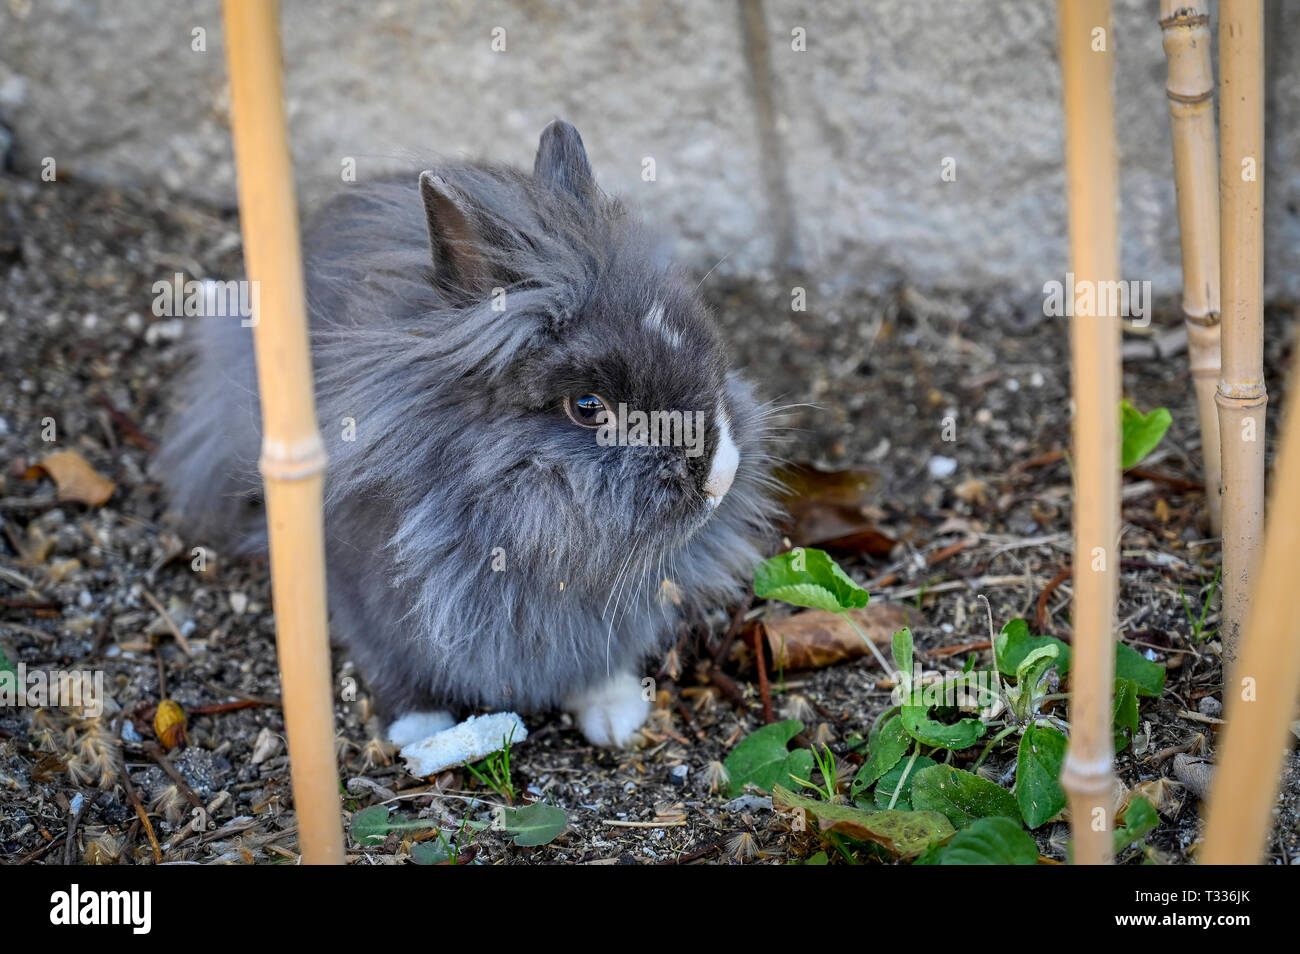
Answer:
xmin=157 ymin=121 xmax=777 ymax=747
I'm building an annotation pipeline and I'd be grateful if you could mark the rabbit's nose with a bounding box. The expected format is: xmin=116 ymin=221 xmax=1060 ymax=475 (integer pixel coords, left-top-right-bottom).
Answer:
xmin=704 ymin=412 xmax=739 ymax=507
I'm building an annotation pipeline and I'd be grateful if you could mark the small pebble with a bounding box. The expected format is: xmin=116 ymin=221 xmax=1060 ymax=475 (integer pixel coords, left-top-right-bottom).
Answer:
xmin=229 ymin=592 xmax=248 ymax=615
xmin=144 ymin=318 xmax=185 ymax=345
xmin=928 ymin=455 xmax=958 ymax=479
xmin=251 ymin=727 xmax=282 ymax=764
xmin=723 ymin=795 xmax=773 ymax=814
xmin=1198 ymin=696 xmax=1222 ymax=718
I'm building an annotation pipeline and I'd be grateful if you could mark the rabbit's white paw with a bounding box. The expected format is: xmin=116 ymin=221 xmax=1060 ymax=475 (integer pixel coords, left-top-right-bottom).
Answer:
xmin=567 ymin=672 xmax=650 ymax=747
xmin=387 ymin=710 xmax=456 ymax=748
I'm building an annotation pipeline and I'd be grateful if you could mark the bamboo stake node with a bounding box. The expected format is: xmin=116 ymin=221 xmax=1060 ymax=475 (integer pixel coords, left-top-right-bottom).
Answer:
xmin=1060 ymin=753 xmax=1115 ymax=793
xmin=260 ymin=435 xmax=328 ymax=481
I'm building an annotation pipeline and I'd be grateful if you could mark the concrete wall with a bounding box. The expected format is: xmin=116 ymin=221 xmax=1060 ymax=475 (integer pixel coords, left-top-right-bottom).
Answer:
xmin=2 ymin=0 xmax=1297 ymax=300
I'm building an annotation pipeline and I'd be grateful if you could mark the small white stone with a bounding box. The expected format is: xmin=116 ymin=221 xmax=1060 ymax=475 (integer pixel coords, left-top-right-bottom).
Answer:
xmin=1005 ymin=378 xmax=1021 ymax=392
xmin=928 ymin=455 xmax=958 ymax=479
xmin=228 ymin=592 xmax=248 ymax=616
xmin=1030 ymin=371 xmax=1045 ymax=388
xmin=251 ymin=727 xmax=282 ymax=764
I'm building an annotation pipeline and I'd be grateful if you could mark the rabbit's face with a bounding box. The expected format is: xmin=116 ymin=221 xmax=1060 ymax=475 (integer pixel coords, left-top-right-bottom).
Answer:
xmin=504 ymin=273 xmax=743 ymax=544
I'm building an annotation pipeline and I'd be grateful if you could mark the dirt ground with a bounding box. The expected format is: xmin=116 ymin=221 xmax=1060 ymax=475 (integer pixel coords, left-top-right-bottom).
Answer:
xmin=1 ymin=171 xmax=1297 ymax=865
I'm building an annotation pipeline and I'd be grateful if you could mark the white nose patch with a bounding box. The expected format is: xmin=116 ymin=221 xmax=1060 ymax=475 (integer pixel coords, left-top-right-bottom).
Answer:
xmin=705 ymin=409 xmax=740 ymax=507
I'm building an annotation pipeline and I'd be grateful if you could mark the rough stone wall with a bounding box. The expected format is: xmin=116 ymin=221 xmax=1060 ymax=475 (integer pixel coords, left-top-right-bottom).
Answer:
xmin=2 ymin=0 xmax=1296 ymax=300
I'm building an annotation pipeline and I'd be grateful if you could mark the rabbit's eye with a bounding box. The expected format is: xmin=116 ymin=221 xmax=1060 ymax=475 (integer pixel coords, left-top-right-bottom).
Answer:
xmin=564 ymin=393 xmax=610 ymax=428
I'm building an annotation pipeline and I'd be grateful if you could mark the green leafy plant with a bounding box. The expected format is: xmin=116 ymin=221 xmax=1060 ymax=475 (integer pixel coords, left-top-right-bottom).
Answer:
xmin=774 ymin=785 xmax=955 ymax=859
xmin=749 ymin=549 xmax=1170 ymax=864
xmin=351 ymin=803 xmax=487 ymax=864
xmin=411 ymin=811 xmax=476 ymax=865
xmin=917 ymin=816 xmax=1039 ymax=865
xmin=465 ymin=728 xmax=518 ymax=803
xmin=349 ymin=804 xmax=435 ymax=846
xmin=791 ymin=743 xmax=840 ymax=801
xmin=1180 ymin=567 xmax=1221 ymax=643
xmin=1120 ymin=398 xmax=1173 ymax=470
xmin=910 ymin=764 xmax=1020 ymax=828
xmin=1113 ymin=797 xmax=1159 ymax=855
xmin=722 ymin=718 xmax=814 ymax=796
xmin=350 ymin=725 xmax=565 ymax=861
xmin=1016 ymin=724 xmax=1067 ymax=828
xmin=873 ymin=750 xmax=934 ymax=810
xmin=493 ymin=802 xmax=568 ymax=847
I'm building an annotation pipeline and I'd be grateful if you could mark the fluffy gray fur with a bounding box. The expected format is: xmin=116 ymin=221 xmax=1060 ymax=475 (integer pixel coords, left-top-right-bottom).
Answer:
xmin=156 ymin=121 xmax=778 ymax=717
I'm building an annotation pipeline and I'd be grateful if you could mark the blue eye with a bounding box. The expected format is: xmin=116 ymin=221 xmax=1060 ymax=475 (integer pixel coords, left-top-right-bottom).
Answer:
xmin=564 ymin=394 xmax=609 ymax=428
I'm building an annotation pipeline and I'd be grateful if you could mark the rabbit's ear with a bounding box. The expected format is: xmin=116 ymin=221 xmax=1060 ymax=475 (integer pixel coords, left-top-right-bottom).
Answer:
xmin=533 ymin=119 xmax=594 ymax=203
xmin=419 ymin=171 xmax=494 ymax=296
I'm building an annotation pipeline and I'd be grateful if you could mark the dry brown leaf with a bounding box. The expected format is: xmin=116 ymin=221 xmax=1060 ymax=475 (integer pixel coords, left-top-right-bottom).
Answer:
xmin=1129 ymin=777 xmax=1183 ymax=816
xmin=776 ymin=463 xmax=896 ymax=556
xmin=759 ymin=602 xmax=916 ymax=672
xmin=25 ymin=450 xmax=115 ymax=506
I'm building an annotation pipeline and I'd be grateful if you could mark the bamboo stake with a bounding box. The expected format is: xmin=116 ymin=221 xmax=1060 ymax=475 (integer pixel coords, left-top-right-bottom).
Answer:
xmin=1214 ymin=0 xmax=1267 ymax=664
xmin=222 ymin=0 xmax=343 ymax=864
xmin=1201 ymin=390 xmax=1300 ymax=863
xmin=1158 ymin=1 xmax=1223 ymax=535
xmin=1057 ymin=0 xmax=1119 ymax=867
